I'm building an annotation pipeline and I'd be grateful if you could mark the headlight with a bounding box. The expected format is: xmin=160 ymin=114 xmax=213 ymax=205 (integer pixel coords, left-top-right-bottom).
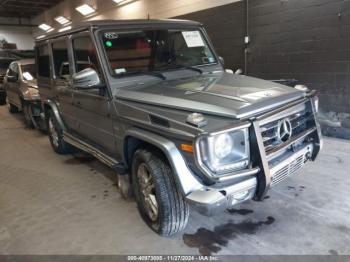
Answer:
xmin=214 ymin=133 xmax=233 ymax=159
xmin=196 ymin=128 xmax=250 ymax=175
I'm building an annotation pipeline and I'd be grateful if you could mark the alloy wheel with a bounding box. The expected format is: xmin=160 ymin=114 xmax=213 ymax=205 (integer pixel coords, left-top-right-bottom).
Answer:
xmin=137 ymin=163 xmax=158 ymax=222
xmin=48 ymin=118 xmax=59 ymax=148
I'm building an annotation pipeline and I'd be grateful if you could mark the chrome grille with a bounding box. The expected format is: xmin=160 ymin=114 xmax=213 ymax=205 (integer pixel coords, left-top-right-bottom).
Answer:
xmin=271 ymin=154 xmax=305 ymax=187
xmin=260 ymin=102 xmax=315 ymax=152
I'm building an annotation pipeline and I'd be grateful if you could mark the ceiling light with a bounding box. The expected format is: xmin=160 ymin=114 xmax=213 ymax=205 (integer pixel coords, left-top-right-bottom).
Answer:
xmin=59 ymin=26 xmax=72 ymax=32
xmin=38 ymin=23 xmax=53 ymax=31
xmin=76 ymin=4 xmax=96 ymax=16
xmin=55 ymin=16 xmax=70 ymax=25
xmin=36 ymin=35 xmax=46 ymax=40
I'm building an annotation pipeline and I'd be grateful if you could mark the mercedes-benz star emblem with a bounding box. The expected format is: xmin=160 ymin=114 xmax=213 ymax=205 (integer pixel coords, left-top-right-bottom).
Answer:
xmin=277 ymin=118 xmax=293 ymax=143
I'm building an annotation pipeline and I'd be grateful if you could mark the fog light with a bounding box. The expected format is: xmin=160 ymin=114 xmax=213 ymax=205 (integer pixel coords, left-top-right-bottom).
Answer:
xmin=233 ymin=190 xmax=250 ymax=201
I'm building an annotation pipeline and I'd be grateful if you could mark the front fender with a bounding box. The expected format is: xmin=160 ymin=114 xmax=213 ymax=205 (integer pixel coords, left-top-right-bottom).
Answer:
xmin=43 ymin=99 xmax=66 ymax=131
xmin=124 ymin=128 xmax=203 ymax=195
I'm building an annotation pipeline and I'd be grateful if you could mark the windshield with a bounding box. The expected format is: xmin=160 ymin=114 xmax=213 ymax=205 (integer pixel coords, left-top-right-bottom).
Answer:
xmin=21 ymin=64 xmax=37 ymax=81
xmin=101 ymin=29 xmax=217 ymax=77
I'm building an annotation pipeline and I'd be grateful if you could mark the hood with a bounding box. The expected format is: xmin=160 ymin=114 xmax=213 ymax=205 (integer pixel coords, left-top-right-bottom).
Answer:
xmin=115 ymin=72 xmax=305 ymax=119
xmin=25 ymin=79 xmax=38 ymax=89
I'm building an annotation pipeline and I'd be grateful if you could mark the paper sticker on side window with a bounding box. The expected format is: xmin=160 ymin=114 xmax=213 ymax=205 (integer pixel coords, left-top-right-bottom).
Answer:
xmin=182 ymin=31 xmax=205 ymax=48
xmin=115 ymin=68 xmax=126 ymax=74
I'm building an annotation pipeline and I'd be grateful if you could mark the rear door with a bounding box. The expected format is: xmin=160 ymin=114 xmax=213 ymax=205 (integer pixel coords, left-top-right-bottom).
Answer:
xmin=51 ymin=37 xmax=76 ymax=129
xmin=36 ymin=44 xmax=53 ymax=104
xmin=70 ymin=33 xmax=116 ymax=155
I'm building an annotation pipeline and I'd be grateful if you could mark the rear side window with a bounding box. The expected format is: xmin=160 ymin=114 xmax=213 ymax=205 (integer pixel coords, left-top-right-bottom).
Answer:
xmin=72 ymin=36 xmax=101 ymax=74
xmin=37 ymin=45 xmax=50 ymax=78
xmin=52 ymin=40 xmax=69 ymax=80
xmin=7 ymin=62 xmax=18 ymax=77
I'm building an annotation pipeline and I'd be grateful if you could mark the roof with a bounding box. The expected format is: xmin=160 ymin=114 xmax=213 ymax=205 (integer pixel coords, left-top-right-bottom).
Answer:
xmin=15 ymin=59 xmax=35 ymax=65
xmin=36 ymin=19 xmax=202 ymax=42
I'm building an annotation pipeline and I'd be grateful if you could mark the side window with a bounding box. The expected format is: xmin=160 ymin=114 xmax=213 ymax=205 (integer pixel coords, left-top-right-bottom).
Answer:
xmin=37 ymin=45 xmax=50 ymax=78
xmin=7 ymin=62 xmax=18 ymax=77
xmin=52 ymin=40 xmax=69 ymax=80
xmin=72 ymin=36 xmax=101 ymax=75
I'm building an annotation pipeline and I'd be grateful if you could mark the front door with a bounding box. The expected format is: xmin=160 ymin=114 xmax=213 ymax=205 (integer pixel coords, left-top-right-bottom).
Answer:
xmin=70 ymin=33 xmax=115 ymax=155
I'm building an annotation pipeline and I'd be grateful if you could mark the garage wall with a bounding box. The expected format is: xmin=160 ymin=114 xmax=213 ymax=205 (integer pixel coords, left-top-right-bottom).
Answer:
xmin=177 ymin=0 xmax=350 ymax=114
xmin=0 ymin=18 xmax=34 ymax=50
xmin=32 ymin=0 xmax=242 ymax=37
xmin=247 ymin=0 xmax=350 ymax=114
xmin=0 ymin=26 xmax=34 ymax=50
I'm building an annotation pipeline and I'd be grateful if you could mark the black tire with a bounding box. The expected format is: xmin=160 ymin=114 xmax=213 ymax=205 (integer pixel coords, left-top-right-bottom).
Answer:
xmin=47 ymin=110 xmax=71 ymax=155
xmin=22 ymin=103 xmax=35 ymax=128
xmin=132 ymin=149 xmax=189 ymax=236
xmin=8 ymin=103 xmax=19 ymax=113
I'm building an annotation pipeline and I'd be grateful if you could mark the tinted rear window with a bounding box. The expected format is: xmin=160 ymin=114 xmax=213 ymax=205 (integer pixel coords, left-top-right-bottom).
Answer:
xmin=52 ymin=40 xmax=69 ymax=80
xmin=37 ymin=45 xmax=50 ymax=78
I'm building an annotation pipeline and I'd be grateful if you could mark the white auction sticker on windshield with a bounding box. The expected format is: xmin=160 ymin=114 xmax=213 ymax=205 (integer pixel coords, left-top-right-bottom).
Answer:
xmin=22 ymin=72 xmax=34 ymax=81
xmin=182 ymin=31 xmax=205 ymax=47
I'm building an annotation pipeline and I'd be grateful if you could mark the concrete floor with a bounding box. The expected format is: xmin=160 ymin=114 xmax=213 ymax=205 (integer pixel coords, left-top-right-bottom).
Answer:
xmin=0 ymin=105 xmax=350 ymax=256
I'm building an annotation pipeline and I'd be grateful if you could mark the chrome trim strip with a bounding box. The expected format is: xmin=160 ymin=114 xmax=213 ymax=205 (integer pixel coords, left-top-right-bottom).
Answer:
xmin=251 ymin=121 xmax=272 ymax=197
xmin=310 ymin=96 xmax=323 ymax=158
xmin=208 ymin=122 xmax=251 ymax=136
xmin=63 ymin=132 xmax=119 ymax=167
xmin=266 ymin=127 xmax=317 ymax=160
xmin=255 ymin=97 xmax=309 ymax=122
xmin=259 ymin=102 xmax=306 ymax=126
xmin=270 ymin=143 xmax=313 ymax=186
xmin=216 ymin=167 xmax=260 ymax=182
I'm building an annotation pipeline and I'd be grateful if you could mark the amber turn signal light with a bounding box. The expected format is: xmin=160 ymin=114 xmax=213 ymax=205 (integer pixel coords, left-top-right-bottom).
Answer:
xmin=181 ymin=144 xmax=194 ymax=153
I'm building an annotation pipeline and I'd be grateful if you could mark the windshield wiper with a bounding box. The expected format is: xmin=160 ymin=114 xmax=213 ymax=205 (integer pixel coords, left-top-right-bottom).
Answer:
xmin=124 ymin=70 xmax=166 ymax=80
xmin=182 ymin=66 xmax=203 ymax=75
xmin=121 ymin=70 xmax=167 ymax=80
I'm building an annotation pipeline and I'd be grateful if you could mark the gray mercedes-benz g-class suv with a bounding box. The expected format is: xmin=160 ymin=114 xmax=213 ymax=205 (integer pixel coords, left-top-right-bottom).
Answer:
xmin=36 ymin=19 xmax=322 ymax=236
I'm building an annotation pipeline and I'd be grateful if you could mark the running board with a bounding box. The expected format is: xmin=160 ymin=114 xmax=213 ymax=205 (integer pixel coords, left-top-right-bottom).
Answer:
xmin=63 ymin=131 xmax=122 ymax=170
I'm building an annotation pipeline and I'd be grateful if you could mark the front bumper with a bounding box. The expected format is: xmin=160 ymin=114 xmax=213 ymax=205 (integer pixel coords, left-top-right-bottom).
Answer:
xmin=186 ymin=177 xmax=257 ymax=216
xmin=184 ymin=96 xmax=322 ymax=216
xmin=186 ymin=142 xmax=315 ymax=216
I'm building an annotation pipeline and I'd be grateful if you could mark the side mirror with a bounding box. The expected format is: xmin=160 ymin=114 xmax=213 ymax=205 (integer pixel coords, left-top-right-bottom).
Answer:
xmin=218 ymin=56 xmax=225 ymax=67
xmin=7 ymin=74 xmax=18 ymax=82
xmin=72 ymin=68 xmax=102 ymax=90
